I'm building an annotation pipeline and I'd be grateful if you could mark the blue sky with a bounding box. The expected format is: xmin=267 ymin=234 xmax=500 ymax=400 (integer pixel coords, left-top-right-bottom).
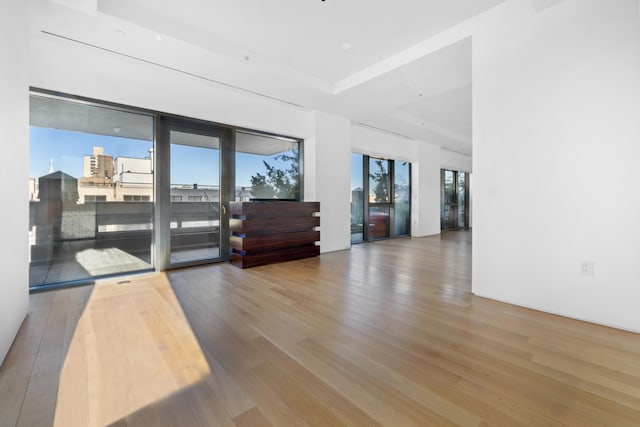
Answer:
xmin=30 ymin=127 xmax=408 ymax=191
xmin=30 ymin=127 xmax=147 ymax=179
xmin=30 ymin=127 xmax=294 ymax=187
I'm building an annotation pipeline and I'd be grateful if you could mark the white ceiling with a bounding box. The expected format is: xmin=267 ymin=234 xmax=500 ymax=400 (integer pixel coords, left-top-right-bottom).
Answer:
xmin=98 ymin=0 xmax=502 ymax=83
xmin=37 ymin=0 xmax=511 ymax=154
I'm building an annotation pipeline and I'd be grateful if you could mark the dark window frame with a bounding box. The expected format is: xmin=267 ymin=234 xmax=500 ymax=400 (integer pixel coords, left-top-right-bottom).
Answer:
xmin=29 ymin=88 xmax=305 ymax=292
xmin=351 ymin=153 xmax=411 ymax=244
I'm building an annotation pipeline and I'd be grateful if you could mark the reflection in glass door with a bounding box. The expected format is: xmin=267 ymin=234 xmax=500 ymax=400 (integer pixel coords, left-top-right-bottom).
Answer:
xmin=368 ymin=157 xmax=391 ymax=239
xmin=394 ymin=160 xmax=411 ymax=236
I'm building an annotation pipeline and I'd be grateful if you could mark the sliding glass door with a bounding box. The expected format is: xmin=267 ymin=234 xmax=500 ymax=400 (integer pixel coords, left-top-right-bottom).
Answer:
xmin=441 ymin=169 xmax=469 ymax=230
xmin=350 ymin=153 xmax=411 ymax=243
xmin=442 ymin=170 xmax=457 ymax=229
xmin=368 ymin=157 xmax=392 ymax=239
xmin=156 ymin=118 xmax=232 ymax=269
xmin=350 ymin=153 xmax=364 ymax=243
xmin=457 ymin=172 xmax=467 ymax=228
xmin=394 ymin=160 xmax=411 ymax=236
xmin=29 ymin=90 xmax=302 ymax=289
xmin=169 ymin=131 xmax=221 ymax=263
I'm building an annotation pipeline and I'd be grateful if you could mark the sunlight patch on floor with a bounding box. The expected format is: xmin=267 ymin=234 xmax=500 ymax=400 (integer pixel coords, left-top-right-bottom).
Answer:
xmin=75 ymin=247 xmax=151 ymax=276
xmin=53 ymin=273 xmax=210 ymax=427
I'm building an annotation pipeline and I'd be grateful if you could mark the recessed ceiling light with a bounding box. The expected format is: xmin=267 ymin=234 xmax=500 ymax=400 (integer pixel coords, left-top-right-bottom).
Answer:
xmin=114 ymin=29 xmax=126 ymax=35
xmin=155 ymin=34 xmax=163 ymax=42
xmin=114 ymin=126 xmax=122 ymax=133
xmin=341 ymin=42 xmax=351 ymax=50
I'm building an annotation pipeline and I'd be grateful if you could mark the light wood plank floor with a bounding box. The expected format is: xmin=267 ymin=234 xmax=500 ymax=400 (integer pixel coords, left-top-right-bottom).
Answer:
xmin=2 ymin=231 xmax=640 ymax=426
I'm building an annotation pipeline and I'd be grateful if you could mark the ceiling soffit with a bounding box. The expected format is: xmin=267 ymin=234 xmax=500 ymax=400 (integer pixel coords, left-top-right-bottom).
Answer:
xmin=35 ymin=0 xmax=507 ymax=154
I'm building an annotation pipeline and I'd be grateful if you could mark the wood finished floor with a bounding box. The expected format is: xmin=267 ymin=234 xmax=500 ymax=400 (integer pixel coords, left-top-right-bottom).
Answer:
xmin=2 ymin=231 xmax=640 ymax=426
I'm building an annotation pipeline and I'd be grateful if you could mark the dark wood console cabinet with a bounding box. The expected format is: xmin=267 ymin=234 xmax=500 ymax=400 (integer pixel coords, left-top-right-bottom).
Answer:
xmin=229 ymin=201 xmax=320 ymax=268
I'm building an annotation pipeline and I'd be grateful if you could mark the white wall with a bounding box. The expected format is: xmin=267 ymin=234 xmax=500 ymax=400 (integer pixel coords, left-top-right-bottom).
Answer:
xmin=351 ymin=125 xmax=441 ymax=237
xmin=412 ymin=141 xmax=442 ymax=236
xmin=30 ymin=34 xmax=309 ymax=140
xmin=440 ymin=148 xmax=472 ymax=173
xmin=351 ymin=125 xmax=416 ymax=162
xmin=473 ymin=0 xmax=640 ymax=332
xmin=0 ymin=0 xmax=30 ymax=365
xmin=306 ymin=112 xmax=352 ymax=252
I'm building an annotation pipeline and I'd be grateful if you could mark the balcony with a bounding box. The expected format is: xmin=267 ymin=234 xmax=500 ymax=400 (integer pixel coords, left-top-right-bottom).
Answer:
xmin=29 ymin=201 xmax=220 ymax=287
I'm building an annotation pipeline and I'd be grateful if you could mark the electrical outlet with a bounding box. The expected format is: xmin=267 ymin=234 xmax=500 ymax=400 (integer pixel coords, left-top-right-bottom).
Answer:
xmin=580 ymin=261 xmax=594 ymax=276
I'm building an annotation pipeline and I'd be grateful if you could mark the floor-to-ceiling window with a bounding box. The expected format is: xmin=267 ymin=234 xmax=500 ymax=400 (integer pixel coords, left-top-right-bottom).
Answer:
xmin=457 ymin=171 xmax=467 ymax=229
xmin=155 ymin=117 xmax=234 ymax=271
xmin=441 ymin=169 xmax=469 ymax=230
xmin=168 ymin=130 xmax=223 ymax=264
xmin=368 ymin=157 xmax=392 ymax=239
xmin=350 ymin=153 xmax=364 ymax=243
xmin=394 ymin=160 xmax=411 ymax=236
xmin=350 ymin=153 xmax=411 ymax=243
xmin=29 ymin=94 xmax=155 ymax=288
xmin=29 ymin=91 xmax=303 ymax=290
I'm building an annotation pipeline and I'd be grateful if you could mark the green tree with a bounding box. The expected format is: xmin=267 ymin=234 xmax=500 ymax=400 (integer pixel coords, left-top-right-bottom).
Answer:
xmin=250 ymin=150 xmax=299 ymax=199
xmin=250 ymin=172 xmax=275 ymax=199
xmin=369 ymin=159 xmax=389 ymax=202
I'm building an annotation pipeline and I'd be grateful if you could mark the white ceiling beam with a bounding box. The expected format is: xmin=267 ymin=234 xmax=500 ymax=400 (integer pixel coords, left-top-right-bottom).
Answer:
xmin=332 ymin=9 xmax=487 ymax=95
